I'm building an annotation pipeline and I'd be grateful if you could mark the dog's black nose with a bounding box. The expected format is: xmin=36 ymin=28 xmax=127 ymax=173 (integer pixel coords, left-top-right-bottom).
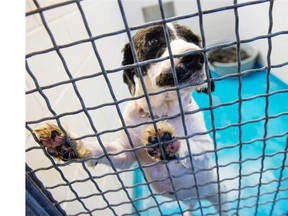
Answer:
xmin=181 ymin=52 xmax=204 ymax=70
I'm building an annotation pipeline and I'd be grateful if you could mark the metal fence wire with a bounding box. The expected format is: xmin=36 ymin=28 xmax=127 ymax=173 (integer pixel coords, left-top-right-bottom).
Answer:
xmin=26 ymin=0 xmax=288 ymax=215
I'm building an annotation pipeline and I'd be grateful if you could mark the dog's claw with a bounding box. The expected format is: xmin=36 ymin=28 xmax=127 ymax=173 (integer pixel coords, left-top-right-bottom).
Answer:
xmin=148 ymin=136 xmax=158 ymax=144
xmin=162 ymin=132 xmax=173 ymax=141
xmin=144 ymin=122 xmax=180 ymax=161
xmin=47 ymin=147 xmax=59 ymax=157
xmin=51 ymin=130 xmax=59 ymax=140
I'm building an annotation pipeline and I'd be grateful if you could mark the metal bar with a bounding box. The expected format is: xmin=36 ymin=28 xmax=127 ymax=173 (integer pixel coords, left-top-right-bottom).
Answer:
xmin=269 ymin=136 xmax=288 ymax=215
xmin=157 ymin=0 xmax=194 ymax=213
xmin=117 ymin=0 xmax=165 ymax=214
xmin=233 ymin=0 xmax=244 ymax=214
xmin=26 ymin=87 xmax=288 ymax=131
xmin=26 ymin=0 xmax=81 ymax=16
xmin=158 ymin=0 xmax=204 ymax=215
xmin=26 ymin=29 xmax=288 ymax=61
xmin=26 ymin=54 xmax=288 ymax=96
xmin=26 ymin=61 xmax=92 ymax=215
xmin=196 ymin=0 xmax=222 ymax=214
xmin=74 ymin=1 xmax=140 ymax=214
xmin=26 ymin=0 xmax=272 ymax=59
xmin=26 ymin=164 xmax=65 ymax=216
xmin=30 ymin=0 xmax=118 ymax=215
xmin=254 ymin=0 xmax=275 ymax=215
xmin=26 ymin=0 xmax=288 ymax=215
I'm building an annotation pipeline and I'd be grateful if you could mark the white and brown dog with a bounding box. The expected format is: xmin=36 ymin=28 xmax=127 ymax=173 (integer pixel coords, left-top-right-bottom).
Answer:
xmin=34 ymin=23 xmax=228 ymax=215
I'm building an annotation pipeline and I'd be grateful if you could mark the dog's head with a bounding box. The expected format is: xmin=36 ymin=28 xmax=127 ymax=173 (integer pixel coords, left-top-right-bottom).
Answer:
xmin=122 ymin=23 xmax=214 ymax=96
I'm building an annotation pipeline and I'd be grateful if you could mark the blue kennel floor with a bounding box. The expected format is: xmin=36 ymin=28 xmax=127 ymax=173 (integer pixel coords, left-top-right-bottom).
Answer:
xmin=132 ymin=69 xmax=288 ymax=216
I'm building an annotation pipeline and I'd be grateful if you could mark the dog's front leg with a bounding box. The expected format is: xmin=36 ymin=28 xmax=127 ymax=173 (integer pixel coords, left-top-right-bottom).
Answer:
xmin=33 ymin=123 xmax=135 ymax=169
xmin=178 ymin=135 xmax=213 ymax=170
xmin=179 ymin=138 xmax=229 ymax=215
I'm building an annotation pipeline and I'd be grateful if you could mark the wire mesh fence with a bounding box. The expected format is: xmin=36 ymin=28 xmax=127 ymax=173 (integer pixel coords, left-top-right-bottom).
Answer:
xmin=26 ymin=0 xmax=288 ymax=215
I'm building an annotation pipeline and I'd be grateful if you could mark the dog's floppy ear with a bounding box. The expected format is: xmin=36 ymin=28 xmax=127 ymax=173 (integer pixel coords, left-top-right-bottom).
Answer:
xmin=197 ymin=72 xmax=215 ymax=94
xmin=122 ymin=43 xmax=136 ymax=96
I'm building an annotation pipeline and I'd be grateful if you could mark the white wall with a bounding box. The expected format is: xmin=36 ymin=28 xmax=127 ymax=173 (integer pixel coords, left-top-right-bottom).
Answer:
xmin=26 ymin=0 xmax=287 ymax=215
xmin=122 ymin=0 xmax=236 ymax=45
xmin=26 ymin=1 xmax=133 ymax=215
xmin=237 ymin=0 xmax=288 ymax=83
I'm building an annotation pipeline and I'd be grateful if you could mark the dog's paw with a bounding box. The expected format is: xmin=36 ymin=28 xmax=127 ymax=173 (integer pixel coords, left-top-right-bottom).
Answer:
xmin=33 ymin=123 xmax=83 ymax=161
xmin=143 ymin=122 xmax=180 ymax=161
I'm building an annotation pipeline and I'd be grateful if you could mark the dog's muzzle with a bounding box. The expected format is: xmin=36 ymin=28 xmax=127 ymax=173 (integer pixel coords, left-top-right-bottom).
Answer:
xmin=156 ymin=51 xmax=205 ymax=87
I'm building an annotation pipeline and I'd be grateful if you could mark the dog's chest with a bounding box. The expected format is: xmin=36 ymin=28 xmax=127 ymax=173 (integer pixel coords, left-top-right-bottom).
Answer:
xmin=123 ymin=102 xmax=200 ymax=149
xmin=122 ymin=101 xmax=211 ymax=198
xmin=143 ymin=161 xmax=197 ymax=198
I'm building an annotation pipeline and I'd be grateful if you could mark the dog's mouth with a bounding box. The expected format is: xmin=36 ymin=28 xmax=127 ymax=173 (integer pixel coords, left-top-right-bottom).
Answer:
xmin=156 ymin=67 xmax=205 ymax=87
xmin=155 ymin=52 xmax=205 ymax=87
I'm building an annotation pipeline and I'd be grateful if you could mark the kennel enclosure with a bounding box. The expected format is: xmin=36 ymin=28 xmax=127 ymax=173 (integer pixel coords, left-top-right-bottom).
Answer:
xmin=26 ymin=0 xmax=288 ymax=215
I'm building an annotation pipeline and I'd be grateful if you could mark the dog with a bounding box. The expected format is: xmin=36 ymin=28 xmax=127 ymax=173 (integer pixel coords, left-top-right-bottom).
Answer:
xmin=34 ymin=23 xmax=228 ymax=215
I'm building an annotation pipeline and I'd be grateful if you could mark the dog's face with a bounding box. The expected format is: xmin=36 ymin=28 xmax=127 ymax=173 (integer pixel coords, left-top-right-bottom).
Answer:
xmin=122 ymin=23 xmax=213 ymax=96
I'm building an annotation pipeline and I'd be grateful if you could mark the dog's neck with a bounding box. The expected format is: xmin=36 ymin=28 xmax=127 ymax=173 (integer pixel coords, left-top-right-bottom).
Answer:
xmin=133 ymin=82 xmax=193 ymax=119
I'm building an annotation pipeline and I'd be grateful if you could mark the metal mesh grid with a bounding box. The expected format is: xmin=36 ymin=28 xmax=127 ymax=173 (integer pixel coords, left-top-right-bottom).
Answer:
xmin=25 ymin=0 xmax=288 ymax=215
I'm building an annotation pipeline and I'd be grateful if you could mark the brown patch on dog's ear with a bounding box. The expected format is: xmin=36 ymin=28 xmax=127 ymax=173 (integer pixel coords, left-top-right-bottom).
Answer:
xmin=122 ymin=43 xmax=136 ymax=96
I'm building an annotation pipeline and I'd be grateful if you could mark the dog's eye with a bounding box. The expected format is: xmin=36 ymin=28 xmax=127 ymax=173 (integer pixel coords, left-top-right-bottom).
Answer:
xmin=148 ymin=38 xmax=159 ymax=47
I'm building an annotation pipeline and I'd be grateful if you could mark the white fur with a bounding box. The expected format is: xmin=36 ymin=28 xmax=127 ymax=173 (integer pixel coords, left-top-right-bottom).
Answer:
xmin=81 ymin=25 xmax=228 ymax=215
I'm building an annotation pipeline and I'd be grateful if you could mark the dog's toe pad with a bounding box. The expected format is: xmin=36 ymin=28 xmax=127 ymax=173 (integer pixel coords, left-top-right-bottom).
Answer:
xmin=144 ymin=122 xmax=180 ymax=161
